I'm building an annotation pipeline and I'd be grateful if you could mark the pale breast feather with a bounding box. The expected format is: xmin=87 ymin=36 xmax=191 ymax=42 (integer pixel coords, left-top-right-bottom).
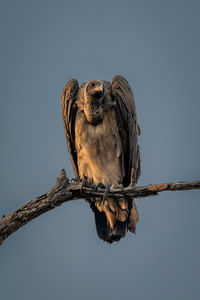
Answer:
xmin=75 ymin=109 xmax=124 ymax=186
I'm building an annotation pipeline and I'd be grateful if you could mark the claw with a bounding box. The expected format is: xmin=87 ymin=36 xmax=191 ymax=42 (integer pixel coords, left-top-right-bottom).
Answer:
xmin=90 ymin=183 xmax=97 ymax=190
xmin=80 ymin=178 xmax=87 ymax=193
xmin=81 ymin=178 xmax=98 ymax=192
xmin=102 ymin=184 xmax=111 ymax=205
xmin=94 ymin=182 xmax=105 ymax=191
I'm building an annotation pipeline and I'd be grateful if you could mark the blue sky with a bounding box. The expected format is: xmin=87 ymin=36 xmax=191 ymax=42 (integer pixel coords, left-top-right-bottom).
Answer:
xmin=0 ymin=1 xmax=200 ymax=299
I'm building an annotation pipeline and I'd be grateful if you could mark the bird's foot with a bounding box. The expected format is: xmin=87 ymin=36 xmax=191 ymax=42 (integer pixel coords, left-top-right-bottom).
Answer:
xmin=94 ymin=182 xmax=105 ymax=191
xmin=97 ymin=184 xmax=111 ymax=205
xmin=97 ymin=183 xmax=124 ymax=205
xmin=110 ymin=184 xmax=124 ymax=192
xmin=103 ymin=184 xmax=111 ymax=204
xmin=80 ymin=178 xmax=99 ymax=192
xmin=80 ymin=178 xmax=91 ymax=193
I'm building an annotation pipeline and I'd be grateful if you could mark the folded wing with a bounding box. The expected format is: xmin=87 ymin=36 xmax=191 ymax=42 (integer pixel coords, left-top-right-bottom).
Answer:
xmin=112 ymin=75 xmax=141 ymax=187
xmin=61 ymin=79 xmax=79 ymax=178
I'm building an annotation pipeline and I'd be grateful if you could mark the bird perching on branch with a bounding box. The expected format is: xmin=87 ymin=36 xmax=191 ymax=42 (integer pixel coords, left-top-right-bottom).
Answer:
xmin=61 ymin=75 xmax=141 ymax=243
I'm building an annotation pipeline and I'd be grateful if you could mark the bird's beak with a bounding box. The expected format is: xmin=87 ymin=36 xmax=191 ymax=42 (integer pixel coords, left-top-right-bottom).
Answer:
xmin=92 ymin=81 xmax=104 ymax=96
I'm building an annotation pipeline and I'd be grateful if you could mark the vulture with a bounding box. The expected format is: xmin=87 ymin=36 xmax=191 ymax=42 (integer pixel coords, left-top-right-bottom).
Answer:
xmin=61 ymin=75 xmax=141 ymax=243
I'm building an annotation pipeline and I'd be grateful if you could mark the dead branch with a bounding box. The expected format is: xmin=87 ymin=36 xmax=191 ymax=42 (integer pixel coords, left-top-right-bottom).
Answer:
xmin=0 ymin=168 xmax=199 ymax=246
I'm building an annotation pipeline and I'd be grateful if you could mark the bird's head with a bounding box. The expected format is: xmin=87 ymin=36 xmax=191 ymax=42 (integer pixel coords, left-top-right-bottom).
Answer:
xmin=84 ymin=80 xmax=105 ymax=125
xmin=86 ymin=80 xmax=105 ymax=102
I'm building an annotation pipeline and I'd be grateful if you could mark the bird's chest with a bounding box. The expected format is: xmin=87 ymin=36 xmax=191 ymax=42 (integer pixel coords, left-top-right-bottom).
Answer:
xmin=75 ymin=109 xmax=123 ymax=185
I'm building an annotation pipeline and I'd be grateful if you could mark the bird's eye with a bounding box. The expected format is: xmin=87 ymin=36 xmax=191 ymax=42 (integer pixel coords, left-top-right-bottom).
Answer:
xmin=91 ymin=82 xmax=95 ymax=87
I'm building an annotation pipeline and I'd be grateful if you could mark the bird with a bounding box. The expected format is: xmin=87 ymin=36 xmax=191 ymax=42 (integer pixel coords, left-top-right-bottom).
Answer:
xmin=61 ymin=75 xmax=141 ymax=243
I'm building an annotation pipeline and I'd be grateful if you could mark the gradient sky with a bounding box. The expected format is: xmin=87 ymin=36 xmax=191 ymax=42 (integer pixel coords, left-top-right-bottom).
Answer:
xmin=0 ymin=1 xmax=200 ymax=299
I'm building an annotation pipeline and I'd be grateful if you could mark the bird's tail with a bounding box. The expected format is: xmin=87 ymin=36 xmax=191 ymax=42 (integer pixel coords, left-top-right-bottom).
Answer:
xmin=88 ymin=197 xmax=139 ymax=243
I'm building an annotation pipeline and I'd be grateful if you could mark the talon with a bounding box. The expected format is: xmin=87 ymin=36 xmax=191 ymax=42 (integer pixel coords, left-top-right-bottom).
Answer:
xmin=95 ymin=182 xmax=105 ymax=191
xmin=81 ymin=178 xmax=87 ymax=193
xmin=91 ymin=184 xmax=97 ymax=190
xmin=102 ymin=184 xmax=111 ymax=205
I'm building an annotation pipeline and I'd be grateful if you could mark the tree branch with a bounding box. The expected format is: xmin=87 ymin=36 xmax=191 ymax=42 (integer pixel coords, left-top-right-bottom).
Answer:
xmin=0 ymin=168 xmax=199 ymax=246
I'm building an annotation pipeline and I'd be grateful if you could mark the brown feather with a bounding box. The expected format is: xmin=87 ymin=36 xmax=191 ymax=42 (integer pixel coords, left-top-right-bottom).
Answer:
xmin=112 ymin=75 xmax=141 ymax=186
xmin=61 ymin=76 xmax=141 ymax=242
xmin=61 ymin=79 xmax=79 ymax=178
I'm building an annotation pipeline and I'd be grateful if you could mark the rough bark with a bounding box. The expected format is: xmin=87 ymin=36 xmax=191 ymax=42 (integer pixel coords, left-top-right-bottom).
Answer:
xmin=0 ymin=168 xmax=199 ymax=246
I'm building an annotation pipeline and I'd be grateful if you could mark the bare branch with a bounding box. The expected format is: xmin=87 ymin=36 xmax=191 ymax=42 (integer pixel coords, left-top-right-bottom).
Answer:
xmin=0 ymin=168 xmax=199 ymax=246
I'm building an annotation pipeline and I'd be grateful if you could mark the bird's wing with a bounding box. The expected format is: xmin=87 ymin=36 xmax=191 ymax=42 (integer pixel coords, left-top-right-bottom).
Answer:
xmin=112 ymin=75 xmax=141 ymax=186
xmin=61 ymin=79 xmax=79 ymax=178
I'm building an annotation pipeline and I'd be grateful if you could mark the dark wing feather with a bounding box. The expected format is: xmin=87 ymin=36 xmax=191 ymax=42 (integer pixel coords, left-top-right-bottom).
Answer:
xmin=112 ymin=75 xmax=141 ymax=186
xmin=61 ymin=79 xmax=79 ymax=178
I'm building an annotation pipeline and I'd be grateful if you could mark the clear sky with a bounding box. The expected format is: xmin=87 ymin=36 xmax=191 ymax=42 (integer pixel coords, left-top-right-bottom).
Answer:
xmin=0 ymin=0 xmax=200 ymax=299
